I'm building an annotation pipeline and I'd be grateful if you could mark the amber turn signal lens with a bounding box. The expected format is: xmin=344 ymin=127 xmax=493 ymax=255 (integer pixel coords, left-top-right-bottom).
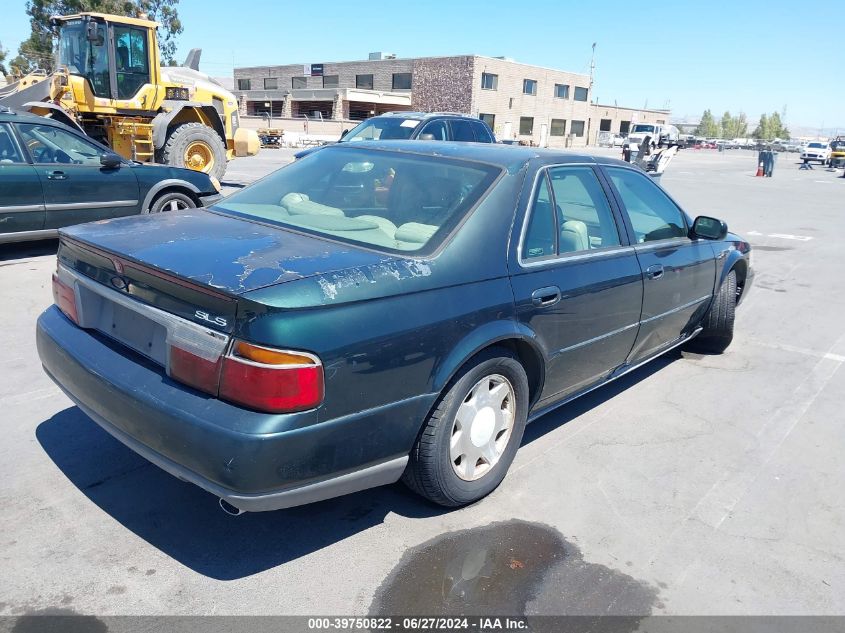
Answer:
xmin=232 ymin=341 xmax=317 ymax=366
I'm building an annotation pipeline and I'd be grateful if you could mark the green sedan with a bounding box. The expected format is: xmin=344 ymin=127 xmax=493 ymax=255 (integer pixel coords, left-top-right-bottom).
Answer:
xmin=0 ymin=107 xmax=222 ymax=244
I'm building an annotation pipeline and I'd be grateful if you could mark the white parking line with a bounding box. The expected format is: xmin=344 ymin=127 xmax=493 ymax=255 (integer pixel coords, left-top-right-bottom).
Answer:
xmin=744 ymin=230 xmax=813 ymax=241
xmin=747 ymin=338 xmax=845 ymax=363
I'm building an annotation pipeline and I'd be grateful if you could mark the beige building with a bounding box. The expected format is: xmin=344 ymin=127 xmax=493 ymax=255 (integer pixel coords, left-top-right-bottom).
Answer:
xmin=234 ymin=54 xmax=668 ymax=148
xmin=589 ymin=104 xmax=670 ymax=145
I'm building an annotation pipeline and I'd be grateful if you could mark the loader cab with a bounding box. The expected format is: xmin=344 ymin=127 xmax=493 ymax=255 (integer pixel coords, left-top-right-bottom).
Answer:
xmin=54 ymin=14 xmax=159 ymax=102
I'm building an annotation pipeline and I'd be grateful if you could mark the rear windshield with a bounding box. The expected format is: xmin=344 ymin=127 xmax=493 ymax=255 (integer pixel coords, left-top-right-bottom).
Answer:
xmin=214 ymin=147 xmax=501 ymax=254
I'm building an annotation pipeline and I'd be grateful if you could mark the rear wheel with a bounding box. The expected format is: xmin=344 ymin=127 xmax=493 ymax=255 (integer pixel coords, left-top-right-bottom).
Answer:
xmin=686 ymin=270 xmax=736 ymax=354
xmin=402 ymin=348 xmax=529 ymax=507
xmin=160 ymin=122 xmax=227 ymax=181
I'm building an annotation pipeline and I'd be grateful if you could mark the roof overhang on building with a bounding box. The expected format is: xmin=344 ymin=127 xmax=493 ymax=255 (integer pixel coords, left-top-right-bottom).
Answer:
xmin=235 ymin=88 xmax=412 ymax=106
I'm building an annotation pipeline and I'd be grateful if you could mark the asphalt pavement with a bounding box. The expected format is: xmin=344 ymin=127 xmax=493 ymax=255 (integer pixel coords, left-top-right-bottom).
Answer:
xmin=1 ymin=147 xmax=843 ymax=618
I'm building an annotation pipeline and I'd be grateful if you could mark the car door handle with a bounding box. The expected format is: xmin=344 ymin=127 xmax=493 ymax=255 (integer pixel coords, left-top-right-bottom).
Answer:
xmin=531 ymin=286 xmax=561 ymax=307
xmin=46 ymin=170 xmax=67 ymax=180
xmin=646 ymin=264 xmax=664 ymax=280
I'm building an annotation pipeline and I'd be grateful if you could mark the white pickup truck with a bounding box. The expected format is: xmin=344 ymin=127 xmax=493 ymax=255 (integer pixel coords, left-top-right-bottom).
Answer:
xmin=626 ymin=123 xmax=680 ymax=149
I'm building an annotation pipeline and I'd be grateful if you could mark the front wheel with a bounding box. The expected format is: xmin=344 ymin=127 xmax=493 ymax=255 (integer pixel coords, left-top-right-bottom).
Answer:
xmin=145 ymin=190 xmax=197 ymax=214
xmin=159 ymin=122 xmax=227 ymax=181
xmin=686 ymin=270 xmax=737 ymax=354
xmin=402 ymin=348 xmax=529 ymax=507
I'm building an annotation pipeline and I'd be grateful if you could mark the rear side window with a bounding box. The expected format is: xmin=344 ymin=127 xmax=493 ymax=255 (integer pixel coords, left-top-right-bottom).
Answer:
xmin=522 ymin=166 xmax=621 ymax=261
xmin=471 ymin=120 xmax=494 ymax=142
xmin=0 ymin=124 xmax=23 ymax=163
xmin=450 ymin=119 xmax=476 ymax=142
xmin=523 ymin=175 xmax=556 ymax=259
xmin=548 ymin=167 xmax=620 ymax=253
xmin=606 ymin=167 xmax=688 ymax=243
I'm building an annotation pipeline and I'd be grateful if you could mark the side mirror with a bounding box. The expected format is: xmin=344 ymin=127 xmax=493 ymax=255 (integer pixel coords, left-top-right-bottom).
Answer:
xmin=339 ymin=129 xmax=350 ymax=139
xmin=86 ymin=21 xmax=103 ymax=45
xmin=418 ymin=133 xmax=436 ymax=141
xmin=691 ymin=215 xmax=728 ymax=240
xmin=100 ymin=152 xmax=122 ymax=169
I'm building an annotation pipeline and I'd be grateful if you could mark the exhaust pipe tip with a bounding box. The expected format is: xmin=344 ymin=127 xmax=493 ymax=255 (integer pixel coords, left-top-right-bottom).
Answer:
xmin=219 ymin=498 xmax=245 ymax=516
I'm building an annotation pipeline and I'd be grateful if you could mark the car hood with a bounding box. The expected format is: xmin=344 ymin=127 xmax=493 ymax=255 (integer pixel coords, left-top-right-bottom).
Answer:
xmin=59 ymin=209 xmax=411 ymax=295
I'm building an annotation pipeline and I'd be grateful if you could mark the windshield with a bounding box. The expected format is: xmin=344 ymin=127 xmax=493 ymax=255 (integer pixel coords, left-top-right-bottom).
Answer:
xmin=57 ymin=20 xmax=110 ymax=98
xmin=214 ymin=147 xmax=500 ymax=254
xmin=631 ymin=124 xmax=656 ymax=134
xmin=341 ymin=118 xmax=421 ymax=142
xmin=808 ymin=142 xmax=826 ymax=148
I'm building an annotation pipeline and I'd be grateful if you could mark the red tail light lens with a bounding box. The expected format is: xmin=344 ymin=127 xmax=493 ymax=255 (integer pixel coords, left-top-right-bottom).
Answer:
xmin=168 ymin=346 xmax=223 ymax=395
xmin=51 ymin=272 xmax=79 ymax=324
xmin=219 ymin=341 xmax=324 ymax=413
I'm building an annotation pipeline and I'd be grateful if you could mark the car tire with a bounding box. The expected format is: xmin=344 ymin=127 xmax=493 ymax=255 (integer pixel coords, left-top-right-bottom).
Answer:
xmin=687 ymin=270 xmax=737 ymax=354
xmin=145 ymin=190 xmax=197 ymax=214
xmin=402 ymin=347 xmax=529 ymax=507
xmin=160 ymin=122 xmax=227 ymax=181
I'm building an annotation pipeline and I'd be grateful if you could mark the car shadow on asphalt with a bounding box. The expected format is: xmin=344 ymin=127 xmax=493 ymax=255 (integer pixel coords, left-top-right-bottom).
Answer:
xmin=35 ymin=351 xmax=680 ymax=581
xmin=0 ymin=239 xmax=58 ymax=262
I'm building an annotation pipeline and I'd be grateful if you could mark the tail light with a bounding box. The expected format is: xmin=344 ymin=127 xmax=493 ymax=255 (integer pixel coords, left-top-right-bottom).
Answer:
xmin=51 ymin=272 xmax=79 ymax=324
xmin=219 ymin=341 xmax=324 ymax=413
xmin=168 ymin=339 xmax=324 ymax=414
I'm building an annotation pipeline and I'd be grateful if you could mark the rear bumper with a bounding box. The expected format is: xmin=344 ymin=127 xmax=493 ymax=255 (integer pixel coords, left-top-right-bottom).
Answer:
xmin=36 ymin=306 xmax=417 ymax=512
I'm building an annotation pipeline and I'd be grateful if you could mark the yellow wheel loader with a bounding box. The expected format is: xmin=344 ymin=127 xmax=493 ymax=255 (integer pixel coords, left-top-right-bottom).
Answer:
xmin=0 ymin=12 xmax=258 ymax=180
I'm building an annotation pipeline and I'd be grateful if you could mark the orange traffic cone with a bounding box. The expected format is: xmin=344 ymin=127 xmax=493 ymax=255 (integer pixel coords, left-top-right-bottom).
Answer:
xmin=755 ymin=161 xmax=764 ymax=177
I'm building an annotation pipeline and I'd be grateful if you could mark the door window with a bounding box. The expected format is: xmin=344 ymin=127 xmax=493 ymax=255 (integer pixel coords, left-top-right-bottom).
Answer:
xmin=548 ymin=167 xmax=621 ymax=253
xmin=0 ymin=125 xmax=24 ymax=163
xmin=17 ymin=124 xmax=103 ymax=165
xmin=451 ymin=119 xmax=476 ymax=142
xmin=606 ymin=167 xmax=688 ymax=243
xmin=471 ymin=120 xmax=493 ymax=142
xmin=523 ymin=175 xmax=556 ymax=260
xmin=418 ymin=120 xmax=448 ymax=141
xmin=114 ymin=26 xmax=150 ymax=99
xmin=523 ymin=167 xmax=622 ymax=260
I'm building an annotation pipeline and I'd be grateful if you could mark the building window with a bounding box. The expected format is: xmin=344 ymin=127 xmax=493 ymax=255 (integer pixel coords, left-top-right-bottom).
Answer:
xmin=322 ymin=75 xmax=339 ymax=88
xmin=550 ymin=119 xmax=566 ymax=136
xmin=356 ymin=74 xmax=374 ymax=89
xmin=479 ymin=113 xmax=495 ymax=129
xmin=236 ymin=78 xmax=251 ymax=91
xmin=554 ymin=84 xmax=569 ymax=99
xmin=481 ymin=72 xmax=498 ymax=90
xmin=523 ymin=79 xmax=537 ymax=96
xmin=264 ymin=77 xmax=278 ymax=90
xmin=291 ymin=76 xmax=307 ymax=89
xmin=570 ymin=120 xmax=585 ymax=137
xmin=519 ymin=117 xmax=534 ymax=136
xmin=599 ymin=119 xmax=612 ymax=132
xmin=574 ymin=86 xmax=589 ymax=102
xmin=392 ymin=72 xmax=412 ymax=90
xmin=620 ymin=120 xmax=631 ymax=135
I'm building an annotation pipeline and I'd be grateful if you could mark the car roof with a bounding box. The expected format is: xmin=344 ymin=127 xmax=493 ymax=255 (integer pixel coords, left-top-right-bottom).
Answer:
xmin=0 ymin=107 xmax=70 ymax=127
xmin=367 ymin=111 xmax=481 ymax=121
xmin=330 ymin=140 xmax=631 ymax=169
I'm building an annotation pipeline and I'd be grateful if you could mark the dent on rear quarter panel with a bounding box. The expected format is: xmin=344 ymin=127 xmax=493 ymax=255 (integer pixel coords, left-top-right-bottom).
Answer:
xmin=240 ymin=276 xmax=517 ymax=423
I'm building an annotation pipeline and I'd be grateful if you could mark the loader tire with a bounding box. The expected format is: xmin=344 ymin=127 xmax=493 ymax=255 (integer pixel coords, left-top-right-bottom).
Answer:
xmin=160 ymin=122 xmax=227 ymax=181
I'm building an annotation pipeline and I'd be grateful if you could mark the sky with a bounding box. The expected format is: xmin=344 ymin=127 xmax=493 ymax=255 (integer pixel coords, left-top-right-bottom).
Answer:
xmin=2 ymin=0 xmax=843 ymax=131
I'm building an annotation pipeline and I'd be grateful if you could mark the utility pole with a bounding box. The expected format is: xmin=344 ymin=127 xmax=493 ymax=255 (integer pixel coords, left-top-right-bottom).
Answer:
xmin=587 ymin=43 xmax=596 ymax=145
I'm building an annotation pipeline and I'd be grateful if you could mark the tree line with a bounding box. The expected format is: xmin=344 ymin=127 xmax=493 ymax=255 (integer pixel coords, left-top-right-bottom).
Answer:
xmin=1 ymin=0 xmax=182 ymax=77
xmin=695 ymin=109 xmax=790 ymax=140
